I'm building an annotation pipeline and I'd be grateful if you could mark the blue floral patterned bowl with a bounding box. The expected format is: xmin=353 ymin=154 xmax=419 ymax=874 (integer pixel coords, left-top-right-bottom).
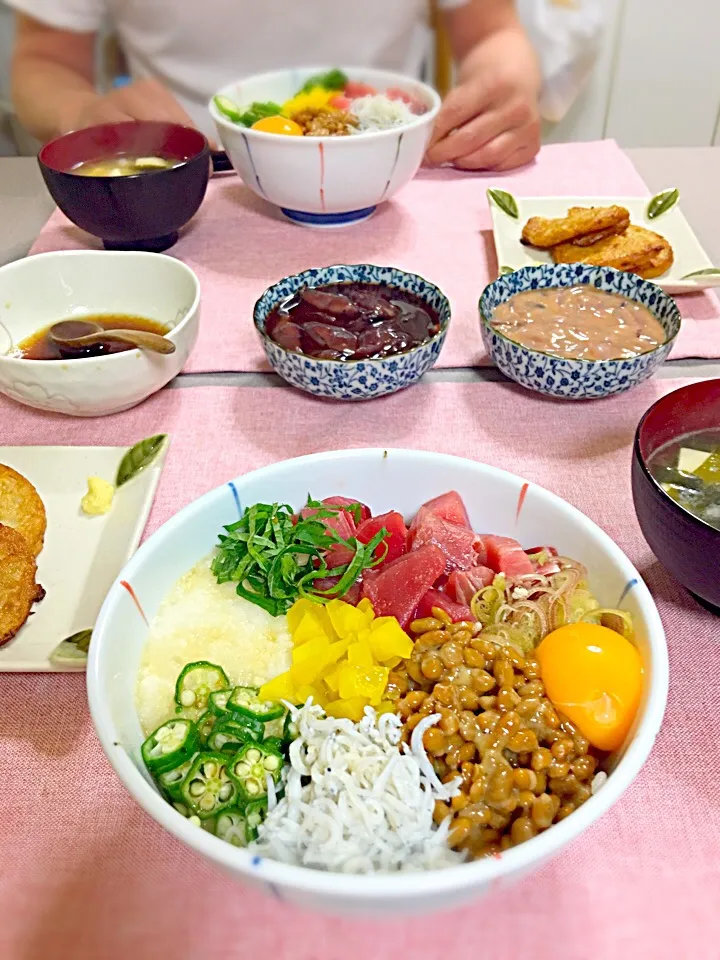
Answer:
xmin=479 ymin=264 xmax=681 ymax=400
xmin=254 ymin=264 xmax=450 ymax=400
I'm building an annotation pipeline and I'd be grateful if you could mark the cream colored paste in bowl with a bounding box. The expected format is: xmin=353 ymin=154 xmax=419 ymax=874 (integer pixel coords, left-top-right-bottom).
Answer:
xmin=491 ymin=286 xmax=667 ymax=361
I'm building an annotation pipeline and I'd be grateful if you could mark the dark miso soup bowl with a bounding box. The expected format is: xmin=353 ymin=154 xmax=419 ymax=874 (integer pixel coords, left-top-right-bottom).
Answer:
xmin=253 ymin=264 xmax=450 ymax=400
xmin=38 ymin=121 xmax=210 ymax=252
xmin=632 ymin=379 xmax=720 ymax=611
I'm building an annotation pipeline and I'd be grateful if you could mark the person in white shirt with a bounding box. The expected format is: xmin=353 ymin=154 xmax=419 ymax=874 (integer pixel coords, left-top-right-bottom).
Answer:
xmin=9 ymin=0 xmax=541 ymax=171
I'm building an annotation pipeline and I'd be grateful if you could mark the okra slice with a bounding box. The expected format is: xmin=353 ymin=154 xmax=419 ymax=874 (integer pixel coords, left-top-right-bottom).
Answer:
xmin=208 ymin=689 xmax=233 ymax=718
xmin=227 ymin=686 xmax=284 ymax=723
xmin=263 ymin=716 xmax=286 ymax=739
xmin=196 ymin=710 xmax=218 ymax=746
xmin=157 ymin=753 xmax=197 ymax=802
xmin=174 ymin=662 xmax=230 ymax=718
xmin=141 ymin=718 xmax=198 ymax=774
xmin=245 ymin=799 xmax=268 ymax=843
xmin=283 ymin=710 xmax=300 ymax=744
xmin=180 ymin=752 xmax=237 ymax=819
xmin=208 ymin=717 xmax=261 ymax=753
xmin=216 ymin=809 xmax=247 ymax=847
xmin=228 ymin=741 xmax=284 ymax=802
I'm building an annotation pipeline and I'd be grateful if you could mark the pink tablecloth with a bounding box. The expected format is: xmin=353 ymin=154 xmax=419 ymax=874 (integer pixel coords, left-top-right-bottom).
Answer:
xmin=29 ymin=140 xmax=720 ymax=373
xmin=2 ymin=377 xmax=720 ymax=959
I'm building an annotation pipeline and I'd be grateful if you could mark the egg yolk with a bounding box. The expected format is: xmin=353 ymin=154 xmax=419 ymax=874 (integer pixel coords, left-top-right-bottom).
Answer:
xmin=251 ymin=116 xmax=304 ymax=136
xmin=536 ymin=623 xmax=643 ymax=752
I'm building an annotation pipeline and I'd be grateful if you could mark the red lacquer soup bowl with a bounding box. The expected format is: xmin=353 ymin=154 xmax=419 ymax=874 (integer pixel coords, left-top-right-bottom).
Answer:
xmin=632 ymin=379 xmax=720 ymax=611
xmin=38 ymin=121 xmax=210 ymax=252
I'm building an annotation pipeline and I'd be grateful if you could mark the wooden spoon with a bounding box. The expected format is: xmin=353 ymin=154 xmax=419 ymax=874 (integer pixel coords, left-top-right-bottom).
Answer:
xmin=49 ymin=320 xmax=176 ymax=355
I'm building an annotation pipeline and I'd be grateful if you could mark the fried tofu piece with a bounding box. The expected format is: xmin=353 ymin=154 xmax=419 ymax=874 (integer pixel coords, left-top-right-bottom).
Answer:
xmin=0 ymin=464 xmax=47 ymax=556
xmin=551 ymin=225 xmax=673 ymax=278
xmin=638 ymin=240 xmax=675 ymax=280
xmin=521 ymin=205 xmax=630 ymax=249
xmin=0 ymin=523 xmax=44 ymax=647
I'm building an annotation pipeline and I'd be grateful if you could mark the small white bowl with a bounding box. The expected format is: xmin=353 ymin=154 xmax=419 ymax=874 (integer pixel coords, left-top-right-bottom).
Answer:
xmin=209 ymin=67 xmax=441 ymax=227
xmin=87 ymin=448 xmax=668 ymax=916
xmin=0 ymin=251 xmax=200 ymax=417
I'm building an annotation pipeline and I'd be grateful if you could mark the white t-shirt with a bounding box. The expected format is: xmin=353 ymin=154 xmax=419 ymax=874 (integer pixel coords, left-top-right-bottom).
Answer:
xmin=7 ymin=0 xmax=465 ymax=135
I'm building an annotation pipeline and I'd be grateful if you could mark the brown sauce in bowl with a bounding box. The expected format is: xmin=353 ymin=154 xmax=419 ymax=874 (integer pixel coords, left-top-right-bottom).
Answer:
xmin=265 ymin=283 xmax=441 ymax=361
xmin=491 ymin=286 xmax=667 ymax=361
xmin=18 ymin=314 xmax=169 ymax=360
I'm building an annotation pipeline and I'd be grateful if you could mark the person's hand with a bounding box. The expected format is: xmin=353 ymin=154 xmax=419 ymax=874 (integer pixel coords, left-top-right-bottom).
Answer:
xmin=426 ymin=31 xmax=541 ymax=172
xmin=59 ymin=78 xmax=197 ymax=134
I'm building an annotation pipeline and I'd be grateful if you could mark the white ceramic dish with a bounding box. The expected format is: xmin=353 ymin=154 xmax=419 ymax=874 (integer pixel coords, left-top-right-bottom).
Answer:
xmin=0 ymin=442 xmax=167 ymax=672
xmin=489 ymin=195 xmax=717 ymax=295
xmin=0 ymin=251 xmax=200 ymax=417
xmin=209 ymin=67 xmax=440 ymax=228
xmin=87 ymin=448 xmax=668 ymax=917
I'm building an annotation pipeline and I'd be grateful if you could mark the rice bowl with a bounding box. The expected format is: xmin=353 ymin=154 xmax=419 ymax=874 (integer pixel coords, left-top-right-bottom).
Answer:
xmin=88 ymin=449 xmax=667 ymax=916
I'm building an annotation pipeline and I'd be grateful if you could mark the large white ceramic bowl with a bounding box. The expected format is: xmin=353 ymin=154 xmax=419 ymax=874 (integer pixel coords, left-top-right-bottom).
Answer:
xmin=209 ymin=67 xmax=441 ymax=227
xmin=87 ymin=449 xmax=668 ymax=917
xmin=0 ymin=251 xmax=200 ymax=417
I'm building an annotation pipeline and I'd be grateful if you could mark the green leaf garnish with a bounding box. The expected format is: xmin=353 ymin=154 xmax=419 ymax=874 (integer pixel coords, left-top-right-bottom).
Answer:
xmin=116 ymin=434 xmax=167 ymax=488
xmin=214 ymin=96 xmax=284 ymax=127
xmin=49 ymin=629 xmax=92 ymax=668
xmin=211 ymin=498 xmax=387 ymax=617
xmin=298 ymin=69 xmax=349 ymax=94
xmin=487 ymin=188 xmax=519 ymax=219
xmin=680 ymin=267 xmax=720 ymax=279
xmin=499 ymin=265 xmax=515 ymax=275
xmin=646 ymin=188 xmax=679 ymax=220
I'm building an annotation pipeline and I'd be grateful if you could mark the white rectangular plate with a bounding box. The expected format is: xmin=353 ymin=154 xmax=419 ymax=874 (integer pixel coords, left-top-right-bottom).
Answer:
xmin=489 ymin=196 xmax=718 ymax=295
xmin=0 ymin=443 xmax=168 ymax=672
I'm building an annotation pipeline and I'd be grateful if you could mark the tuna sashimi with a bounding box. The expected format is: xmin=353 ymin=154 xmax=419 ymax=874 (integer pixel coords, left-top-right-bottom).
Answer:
xmin=344 ymin=80 xmax=377 ymax=98
xmin=356 ymin=511 xmax=408 ymax=567
xmin=408 ymin=491 xmax=472 ymax=546
xmin=320 ymin=496 xmax=371 ymax=524
xmin=410 ymin=515 xmax=479 ymax=573
xmin=478 ymin=535 xmax=535 ymax=577
xmin=300 ymin=499 xmax=357 ymax=540
xmin=313 ymin=576 xmax=362 ymax=605
xmin=447 ymin=565 xmax=495 ymax=604
xmin=415 ymin=589 xmax=472 ymax=623
xmin=361 ymin=544 xmax=446 ymax=628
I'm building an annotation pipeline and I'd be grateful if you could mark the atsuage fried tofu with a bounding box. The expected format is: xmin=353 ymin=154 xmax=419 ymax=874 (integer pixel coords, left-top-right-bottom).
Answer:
xmin=521 ymin=205 xmax=630 ymax=249
xmin=0 ymin=464 xmax=47 ymax=557
xmin=551 ymin=225 xmax=673 ymax=278
xmin=0 ymin=523 xmax=44 ymax=647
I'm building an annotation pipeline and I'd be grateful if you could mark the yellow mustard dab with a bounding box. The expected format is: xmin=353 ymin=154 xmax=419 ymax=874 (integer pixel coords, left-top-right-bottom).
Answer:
xmin=81 ymin=476 xmax=115 ymax=516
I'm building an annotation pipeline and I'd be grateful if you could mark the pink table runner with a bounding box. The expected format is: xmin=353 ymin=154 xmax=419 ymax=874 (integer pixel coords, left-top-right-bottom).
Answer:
xmin=29 ymin=140 xmax=720 ymax=373
xmin=2 ymin=377 xmax=720 ymax=959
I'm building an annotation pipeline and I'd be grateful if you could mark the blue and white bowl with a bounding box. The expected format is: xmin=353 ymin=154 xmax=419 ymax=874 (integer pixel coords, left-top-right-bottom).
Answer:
xmin=479 ymin=264 xmax=681 ymax=400
xmin=254 ymin=263 xmax=450 ymax=400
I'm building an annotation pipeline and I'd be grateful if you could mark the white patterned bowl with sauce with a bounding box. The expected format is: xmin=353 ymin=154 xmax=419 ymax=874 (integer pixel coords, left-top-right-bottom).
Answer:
xmin=479 ymin=264 xmax=681 ymax=400
xmin=0 ymin=251 xmax=200 ymax=417
xmin=209 ymin=67 xmax=440 ymax=228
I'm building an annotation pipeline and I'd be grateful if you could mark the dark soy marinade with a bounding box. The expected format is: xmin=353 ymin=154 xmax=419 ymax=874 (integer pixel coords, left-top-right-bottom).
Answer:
xmin=265 ymin=283 xmax=441 ymax=361
xmin=19 ymin=314 xmax=169 ymax=360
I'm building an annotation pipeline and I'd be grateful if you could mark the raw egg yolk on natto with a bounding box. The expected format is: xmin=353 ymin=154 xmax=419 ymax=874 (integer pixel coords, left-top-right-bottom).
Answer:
xmin=536 ymin=623 xmax=643 ymax=752
xmin=251 ymin=116 xmax=304 ymax=136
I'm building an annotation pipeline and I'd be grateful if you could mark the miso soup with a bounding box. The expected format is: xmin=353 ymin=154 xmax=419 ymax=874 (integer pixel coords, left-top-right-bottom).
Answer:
xmin=71 ymin=156 xmax=182 ymax=177
xmin=647 ymin=428 xmax=720 ymax=530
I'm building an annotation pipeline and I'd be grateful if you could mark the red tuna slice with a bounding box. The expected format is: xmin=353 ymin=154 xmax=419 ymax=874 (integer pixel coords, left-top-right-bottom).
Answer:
xmin=415 ymin=589 xmax=472 ymax=623
xmin=478 ymin=535 xmax=535 ymax=577
xmin=324 ymin=543 xmax=356 ymax=570
xmin=321 ymin=496 xmax=371 ymax=524
xmin=329 ymin=94 xmax=352 ymax=111
xmin=446 ymin=565 xmax=495 ymax=604
xmin=356 ymin=511 xmax=408 ymax=567
xmin=361 ymin=544 xmax=446 ymax=628
xmin=344 ymin=80 xmax=377 ymax=98
xmin=410 ymin=515 xmax=479 ymax=573
xmin=408 ymin=491 xmax=471 ymax=544
xmin=313 ymin=576 xmax=361 ymax=605
xmin=301 ymin=503 xmax=356 ymax=541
